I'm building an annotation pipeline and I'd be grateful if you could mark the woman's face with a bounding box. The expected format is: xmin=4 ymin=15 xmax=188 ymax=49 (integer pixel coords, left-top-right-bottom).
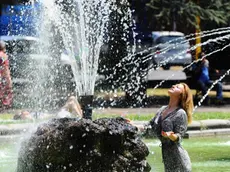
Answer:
xmin=168 ymin=84 xmax=184 ymax=97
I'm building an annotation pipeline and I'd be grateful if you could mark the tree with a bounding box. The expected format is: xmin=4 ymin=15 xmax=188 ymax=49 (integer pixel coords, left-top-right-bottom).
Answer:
xmin=142 ymin=0 xmax=230 ymax=34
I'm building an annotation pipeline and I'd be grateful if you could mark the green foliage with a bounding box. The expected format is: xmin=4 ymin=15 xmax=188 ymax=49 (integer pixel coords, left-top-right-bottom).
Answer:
xmin=0 ymin=113 xmax=14 ymax=120
xmin=132 ymin=0 xmax=230 ymax=33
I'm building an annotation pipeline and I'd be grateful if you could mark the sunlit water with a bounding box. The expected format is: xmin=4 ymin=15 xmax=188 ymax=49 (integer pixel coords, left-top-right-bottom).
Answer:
xmin=2 ymin=2 xmax=230 ymax=172
xmin=96 ymin=26 xmax=230 ymax=107
xmin=1 ymin=135 xmax=230 ymax=172
xmin=3 ymin=3 xmax=230 ymax=170
xmin=4 ymin=0 xmax=136 ymax=108
xmin=37 ymin=0 xmax=135 ymax=96
xmin=4 ymin=1 xmax=230 ymax=109
xmin=0 ymin=135 xmax=22 ymax=172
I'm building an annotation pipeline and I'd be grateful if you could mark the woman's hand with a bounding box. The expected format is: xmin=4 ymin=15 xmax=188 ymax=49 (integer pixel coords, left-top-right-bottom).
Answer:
xmin=161 ymin=131 xmax=173 ymax=137
xmin=161 ymin=131 xmax=178 ymax=141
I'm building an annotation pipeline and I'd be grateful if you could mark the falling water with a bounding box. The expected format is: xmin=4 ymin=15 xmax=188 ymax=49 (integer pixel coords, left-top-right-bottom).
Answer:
xmin=102 ymin=27 xmax=230 ymax=89
xmin=2 ymin=0 xmax=230 ymax=110
xmin=108 ymin=26 xmax=230 ymax=76
xmin=37 ymin=0 xmax=135 ymax=98
xmin=133 ymin=26 xmax=230 ymax=64
xmin=194 ymin=67 xmax=230 ymax=112
xmin=156 ymin=44 xmax=230 ymax=94
xmin=137 ymin=29 xmax=230 ymax=70
xmin=37 ymin=0 xmax=110 ymax=96
xmin=151 ymin=33 xmax=230 ymax=90
xmin=103 ymin=29 xmax=230 ymax=103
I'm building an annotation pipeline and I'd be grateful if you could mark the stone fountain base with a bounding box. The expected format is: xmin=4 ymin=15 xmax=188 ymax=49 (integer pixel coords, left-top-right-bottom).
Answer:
xmin=16 ymin=117 xmax=151 ymax=172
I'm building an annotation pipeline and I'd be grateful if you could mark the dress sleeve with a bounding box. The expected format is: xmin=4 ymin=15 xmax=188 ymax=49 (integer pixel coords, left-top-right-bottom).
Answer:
xmin=173 ymin=110 xmax=188 ymax=143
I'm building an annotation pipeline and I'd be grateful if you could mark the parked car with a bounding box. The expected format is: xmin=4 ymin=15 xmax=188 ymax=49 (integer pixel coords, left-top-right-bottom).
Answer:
xmin=0 ymin=35 xmax=75 ymax=107
xmin=151 ymin=31 xmax=192 ymax=70
xmin=1 ymin=35 xmax=74 ymax=83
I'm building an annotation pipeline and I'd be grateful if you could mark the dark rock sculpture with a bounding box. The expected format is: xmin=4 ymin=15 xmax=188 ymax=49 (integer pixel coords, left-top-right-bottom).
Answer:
xmin=16 ymin=117 xmax=151 ymax=172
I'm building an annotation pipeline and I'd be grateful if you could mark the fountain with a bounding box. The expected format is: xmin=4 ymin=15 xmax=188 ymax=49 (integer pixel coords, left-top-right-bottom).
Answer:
xmin=33 ymin=0 xmax=138 ymax=116
xmin=1 ymin=0 xmax=230 ymax=171
xmin=80 ymin=95 xmax=93 ymax=119
xmin=16 ymin=117 xmax=151 ymax=172
xmin=0 ymin=0 xmax=152 ymax=171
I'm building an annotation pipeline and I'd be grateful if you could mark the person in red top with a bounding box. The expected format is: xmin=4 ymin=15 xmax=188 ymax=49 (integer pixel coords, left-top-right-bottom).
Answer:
xmin=0 ymin=41 xmax=13 ymax=110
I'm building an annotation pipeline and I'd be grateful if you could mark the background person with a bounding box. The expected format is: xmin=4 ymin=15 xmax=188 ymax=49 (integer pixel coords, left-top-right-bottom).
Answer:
xmin=0 ymin=41 xmax=13 ymax=110
xmin=132 ymin=83 xmax=193 ymax=172
xmin=14 ymin=95 xmax=83 ymax=120
xmin=196 ymin=52 xmax=224 ymax=105
xmin=13 ymin=110 xmax=33 ymax=120
xmin=57 ymin=95 xmax=83 ymax=118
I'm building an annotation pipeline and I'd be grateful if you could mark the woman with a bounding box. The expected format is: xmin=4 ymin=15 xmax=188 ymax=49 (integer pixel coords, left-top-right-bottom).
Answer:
xmin=145 ymin=83 xmax=193 ymax=172
xmin=0 ymin=41 xmax=13 ymax=110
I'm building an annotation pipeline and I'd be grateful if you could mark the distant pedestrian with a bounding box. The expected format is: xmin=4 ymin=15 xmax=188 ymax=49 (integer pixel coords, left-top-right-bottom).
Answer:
xmin=195 ymin=52 xmax=224 ymax=105
xmin=132 ymin=83 xmax=193 ymax=172
xmin=0 ymin=41 xmax=13 ymax=110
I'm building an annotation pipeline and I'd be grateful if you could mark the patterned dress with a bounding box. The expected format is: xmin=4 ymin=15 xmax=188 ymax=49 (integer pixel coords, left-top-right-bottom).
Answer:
xmin=150 ymin=106 xmax=191 ymax=172
xmin=0 ymin=59 xmax=13 ymax=108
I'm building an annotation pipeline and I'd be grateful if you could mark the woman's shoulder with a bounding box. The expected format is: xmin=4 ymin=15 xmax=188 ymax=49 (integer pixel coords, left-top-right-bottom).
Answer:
xmin=173 ymin=108 xmax=186 ymax=118
xmin=174 ymin=108 xmax=187 ymax=120
xmin=177 ymin=108 xmax=186 ymax=114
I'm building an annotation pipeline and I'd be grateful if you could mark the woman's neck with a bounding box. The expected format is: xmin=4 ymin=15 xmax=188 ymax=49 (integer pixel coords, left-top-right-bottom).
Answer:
xmin=168 ymin=97 xmax=180 ymax=109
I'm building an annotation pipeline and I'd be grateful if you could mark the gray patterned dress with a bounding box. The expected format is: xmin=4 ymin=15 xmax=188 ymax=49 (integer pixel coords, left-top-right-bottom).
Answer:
xmin=149 ymin=106 xmax=192 ymax=172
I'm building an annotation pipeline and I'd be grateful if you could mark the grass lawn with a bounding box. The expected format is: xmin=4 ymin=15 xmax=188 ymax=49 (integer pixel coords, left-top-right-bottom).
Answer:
xmin=145 ymin=136 xmax=230 ymax=172
xmin=0 ymin=111 xmax=230 ymax=125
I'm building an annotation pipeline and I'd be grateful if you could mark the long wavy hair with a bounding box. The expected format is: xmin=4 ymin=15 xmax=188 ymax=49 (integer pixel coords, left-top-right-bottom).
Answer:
xmin=179 ymin=83 xmax=194 ymax=124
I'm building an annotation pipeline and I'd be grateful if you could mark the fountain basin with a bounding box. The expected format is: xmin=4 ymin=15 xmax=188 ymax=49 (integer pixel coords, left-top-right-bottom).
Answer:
xmin=16 ymin=117 xmax=150 ymax=172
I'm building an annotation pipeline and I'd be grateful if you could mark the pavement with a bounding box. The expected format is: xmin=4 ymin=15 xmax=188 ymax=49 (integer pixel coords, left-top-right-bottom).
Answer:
xmin=1 ymin=106 xmax=230 ymax=138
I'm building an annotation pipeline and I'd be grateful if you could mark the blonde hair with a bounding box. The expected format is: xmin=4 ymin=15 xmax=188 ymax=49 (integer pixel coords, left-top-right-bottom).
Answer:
xmin=180 ymin=83 xmax=194 ymax=124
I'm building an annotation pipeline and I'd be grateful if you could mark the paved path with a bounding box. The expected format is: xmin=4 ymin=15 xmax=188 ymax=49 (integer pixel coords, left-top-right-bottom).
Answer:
xmin=1 ymin=106 xmax=230 ymax=137
xmin=93 ymin=106 xmax=230 ymax=114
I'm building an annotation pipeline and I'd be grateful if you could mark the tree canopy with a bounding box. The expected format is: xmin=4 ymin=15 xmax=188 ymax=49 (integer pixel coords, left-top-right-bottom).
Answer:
xmin=131 ymin=0 xmax=230 ymax=34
